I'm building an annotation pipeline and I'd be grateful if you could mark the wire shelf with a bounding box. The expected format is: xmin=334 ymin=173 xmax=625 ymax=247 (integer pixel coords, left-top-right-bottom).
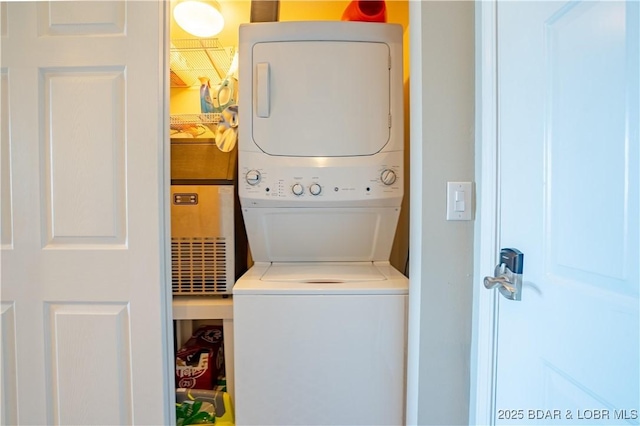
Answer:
xmin=170 ymin=113 xmax=221 ymax=139
xmin=170 ymin=39 xmax=235 ymax=88
xmin=171 ymin=113 xmax=222 ymax=125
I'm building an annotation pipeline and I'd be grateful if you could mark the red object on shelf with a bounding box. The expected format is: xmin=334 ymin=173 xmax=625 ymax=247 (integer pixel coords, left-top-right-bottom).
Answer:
xmin=341 ymin=0 xmax=387 ymax=23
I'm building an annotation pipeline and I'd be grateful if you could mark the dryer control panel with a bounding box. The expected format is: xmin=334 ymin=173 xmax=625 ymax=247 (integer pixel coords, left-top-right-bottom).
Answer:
xmin=239 ymin=151 xmax=403 ymax=208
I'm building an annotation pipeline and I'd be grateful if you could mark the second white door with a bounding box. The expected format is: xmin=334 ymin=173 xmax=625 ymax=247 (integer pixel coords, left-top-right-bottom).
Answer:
xmin=1 ymin=2 xmax=172 ymax=424
xmin=491 ymin=1 xmax=639 ymax=424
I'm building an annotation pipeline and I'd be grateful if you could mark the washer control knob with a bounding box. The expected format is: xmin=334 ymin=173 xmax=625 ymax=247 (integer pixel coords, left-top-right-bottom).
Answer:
xmin=381 ymin=169 xmax=397 ymax=185
xmin=309 ymin=183 xmax=322 ymax=196
xmin=292 ymin=183 xmax=304 ymax=196
xmin=246 ymin=170 xmax=261 ymax=186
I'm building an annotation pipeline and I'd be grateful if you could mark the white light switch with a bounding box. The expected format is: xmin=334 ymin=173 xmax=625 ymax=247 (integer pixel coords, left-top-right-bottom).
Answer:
xmin=454 ymin=190 xmax=465 ymax=211
xmin=447 ymin=182 xmax=472 ymax=220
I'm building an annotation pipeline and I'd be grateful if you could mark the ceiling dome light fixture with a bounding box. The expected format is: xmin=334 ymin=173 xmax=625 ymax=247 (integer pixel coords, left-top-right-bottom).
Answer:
xmin=174 ymin=0 xmax=225 ymax=38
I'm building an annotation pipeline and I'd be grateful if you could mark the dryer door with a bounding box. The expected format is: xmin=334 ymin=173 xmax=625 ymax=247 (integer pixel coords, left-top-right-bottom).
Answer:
xmin=251 ymin=40 xmax=391 ymax=157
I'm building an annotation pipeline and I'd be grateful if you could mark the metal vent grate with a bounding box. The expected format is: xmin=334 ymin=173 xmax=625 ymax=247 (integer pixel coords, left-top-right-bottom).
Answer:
xmin=172 ymin=237 xmax=229 ymax=294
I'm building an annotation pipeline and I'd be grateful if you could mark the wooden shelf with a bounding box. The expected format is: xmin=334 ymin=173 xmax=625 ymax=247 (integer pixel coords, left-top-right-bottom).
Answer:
xmin=172 ymin=296 xmax=233 ymax=320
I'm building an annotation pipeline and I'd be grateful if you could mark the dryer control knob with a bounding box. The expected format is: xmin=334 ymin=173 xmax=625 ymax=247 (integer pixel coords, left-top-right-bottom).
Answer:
xmin=246 ymin=170 xmax=261 ymax=185
xmin=381 ymin=169 xmax=397 ymax=185
xmin=292 ymin=183 xmax=304 ymax=196
xmin=309 ymin=183 xmax=322 ymax=196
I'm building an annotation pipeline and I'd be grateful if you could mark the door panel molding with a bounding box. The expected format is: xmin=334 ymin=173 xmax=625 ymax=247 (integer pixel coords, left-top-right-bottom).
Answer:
xmin=45 ymin=302 xmax=133 ymax=425
xmin=37 ymin=1 xmax=125 ymax=36
xmin=41 ymin=67 xmax=127 ymax=248
xmin=1 ymin=68 xmax=12 ymax=249
xmin=544 ymin=1 xmax=632 ymax=286
xmin=542 ymin=361 xmax=617 ymax=413
xmin=1 ymin=302 xmax=18 ymax=426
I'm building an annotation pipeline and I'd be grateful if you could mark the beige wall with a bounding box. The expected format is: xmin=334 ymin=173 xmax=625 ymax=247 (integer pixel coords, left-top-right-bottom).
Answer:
xmin=409 ymin=1 xmax=475 ymax=424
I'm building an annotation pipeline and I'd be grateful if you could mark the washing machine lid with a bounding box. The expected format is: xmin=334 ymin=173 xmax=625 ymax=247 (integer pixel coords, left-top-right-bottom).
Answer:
xmin=233 ymin=261 xmax=408 ymax=295
xmin=261 ymin=262 xmax=386 ymax=283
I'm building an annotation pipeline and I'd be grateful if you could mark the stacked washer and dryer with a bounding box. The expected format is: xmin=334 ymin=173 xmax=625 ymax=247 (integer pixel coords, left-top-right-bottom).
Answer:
xmin=233 ymin=21 xmax=408 ymax=425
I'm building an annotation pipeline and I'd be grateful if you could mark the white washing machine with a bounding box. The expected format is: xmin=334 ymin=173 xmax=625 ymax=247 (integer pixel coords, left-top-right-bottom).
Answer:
xmin=233 ymin=22 xmax=408 ymax=425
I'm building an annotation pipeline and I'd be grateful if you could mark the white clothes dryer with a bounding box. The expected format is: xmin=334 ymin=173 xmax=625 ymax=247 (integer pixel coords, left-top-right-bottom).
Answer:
xmin=233 ymin=22 xmax=408 ymax=426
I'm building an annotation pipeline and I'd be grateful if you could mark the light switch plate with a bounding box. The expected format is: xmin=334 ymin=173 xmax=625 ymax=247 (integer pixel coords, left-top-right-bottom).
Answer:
xmin=446 ymin=181 xmax=473 ymax=221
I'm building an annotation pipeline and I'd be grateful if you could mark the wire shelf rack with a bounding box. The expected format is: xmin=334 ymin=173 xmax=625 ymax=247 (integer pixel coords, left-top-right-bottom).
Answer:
xmin=170 ymin=39 xmax=235 ymax=88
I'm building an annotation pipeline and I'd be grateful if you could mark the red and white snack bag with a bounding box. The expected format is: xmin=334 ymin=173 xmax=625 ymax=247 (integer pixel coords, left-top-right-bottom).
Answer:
xmin=175 ymin=325 xmax=225 ymax=389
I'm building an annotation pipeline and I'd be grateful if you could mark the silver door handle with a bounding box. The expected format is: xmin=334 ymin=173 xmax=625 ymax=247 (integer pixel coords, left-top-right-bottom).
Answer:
xmin=484 ymin=274 xmax=516 ymax=293
xmin=484 ymin=248 xmax=523 ymax=301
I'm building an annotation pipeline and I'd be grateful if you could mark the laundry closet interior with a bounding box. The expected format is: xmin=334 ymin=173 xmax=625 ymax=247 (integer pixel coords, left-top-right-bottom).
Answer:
xmin=168 ymin=1 xmax=410 ymax=423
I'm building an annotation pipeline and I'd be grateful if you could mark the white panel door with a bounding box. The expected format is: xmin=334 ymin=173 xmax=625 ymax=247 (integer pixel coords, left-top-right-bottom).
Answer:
xmin=490 ymin=1 xmax=639 ymax=424
xmin=0 ymin=2 xmax=172 ymax=425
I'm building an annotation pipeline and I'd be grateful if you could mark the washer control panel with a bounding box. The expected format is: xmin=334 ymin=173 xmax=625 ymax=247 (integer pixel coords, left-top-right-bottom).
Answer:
xmin=239 ymin=151 xmax=403 ymax=206
xmin=243 ymin=168 xmax=399 ymax=195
